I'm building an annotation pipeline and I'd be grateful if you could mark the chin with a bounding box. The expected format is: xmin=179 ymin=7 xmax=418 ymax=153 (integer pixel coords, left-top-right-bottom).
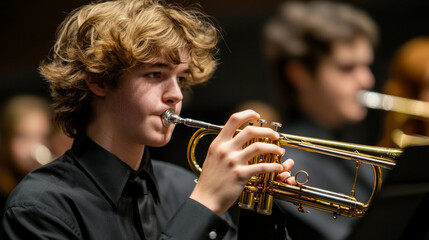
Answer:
xmin=151 ymin=140 xmax=170 ymax=147
xmin=148 ymin=134 xmax=173 ymax=147
xmin=347 ymin=107 xmax=368 ymax=123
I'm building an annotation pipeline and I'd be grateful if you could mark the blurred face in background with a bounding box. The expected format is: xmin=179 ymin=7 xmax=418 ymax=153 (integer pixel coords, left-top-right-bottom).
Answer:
xmin=9 ymin=108 xmax=51 ymax=177
xmin=0 ymin=96 xmax=53 ymax=181
xmin=311 ymin=37 xmax=374 ymax=127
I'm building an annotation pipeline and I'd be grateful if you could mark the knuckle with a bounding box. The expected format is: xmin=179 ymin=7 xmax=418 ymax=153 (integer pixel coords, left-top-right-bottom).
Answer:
xmin=241 ymin=125 xmax=256 ymax=135
xmin=229 ymin=113 xmax=241 ymax=123
xmin=251 ymin=142 xmax=263 ymax=152
xmin=217 ymin=147 xmax=228 ymax=159
xmin=232 ymin=168 xmax=245 ymax=181
xmin=225 ymin=155 xmax=235 ymax=167
xmin=247 ymin=126 xmax=258 ymax=134
xmin=259 ymin=164 xmax=269 ymax=172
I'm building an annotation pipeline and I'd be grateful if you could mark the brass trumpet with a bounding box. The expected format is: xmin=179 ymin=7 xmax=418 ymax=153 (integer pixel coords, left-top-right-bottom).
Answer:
xmin=359 ymin=90 xmax=429 ymax=147
xmin=162 ymin=109 xmax=402 ymax=218
xmin=358 ymin=90 xmax=429 ymax=120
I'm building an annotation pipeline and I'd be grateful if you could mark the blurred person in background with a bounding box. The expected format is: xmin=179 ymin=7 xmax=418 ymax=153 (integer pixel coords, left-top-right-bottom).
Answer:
xmin=262 ymin=1 xmax=379 ymax=239
xmin=378 ymin=37 xmax=429 ymax=148
xmin=0 ymin=95 xmax=53 ymax=210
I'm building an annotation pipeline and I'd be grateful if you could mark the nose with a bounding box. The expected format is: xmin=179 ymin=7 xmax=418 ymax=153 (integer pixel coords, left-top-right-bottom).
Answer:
xmin=356 ymin=65 xmax=375 ymax=89
xmin=163 ymin=77 xmax=183 ymax=105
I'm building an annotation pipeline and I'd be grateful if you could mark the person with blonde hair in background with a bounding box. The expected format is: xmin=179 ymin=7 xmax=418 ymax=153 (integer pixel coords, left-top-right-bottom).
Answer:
xmin=263 ymin=1 xmax=379 ymax=239
xmin=0 ymin=95 xmax=52 ymax=211
xmin=378 ymin=37 xmax=429 ymax=148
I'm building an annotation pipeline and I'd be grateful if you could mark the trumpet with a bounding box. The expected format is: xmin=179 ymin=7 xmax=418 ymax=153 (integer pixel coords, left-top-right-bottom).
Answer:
xmin=359 ymin=90 xmax=429 ymax=147
xmin=162 ymin=109 xmax=402 ymax=218
xmin=358 ymin=90 xmax=429 ymax=120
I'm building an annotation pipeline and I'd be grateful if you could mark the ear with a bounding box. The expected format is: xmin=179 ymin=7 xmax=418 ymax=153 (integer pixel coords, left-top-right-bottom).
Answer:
xmin=283 ymin=61 xmax=313 ymax=90
xmin=84 ymin=74 xmax=107 ymax=97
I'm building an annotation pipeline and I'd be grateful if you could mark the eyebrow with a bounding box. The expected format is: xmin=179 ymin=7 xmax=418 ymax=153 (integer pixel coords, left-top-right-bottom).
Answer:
xmin=150 ymin=62 xmax=190 ymax=74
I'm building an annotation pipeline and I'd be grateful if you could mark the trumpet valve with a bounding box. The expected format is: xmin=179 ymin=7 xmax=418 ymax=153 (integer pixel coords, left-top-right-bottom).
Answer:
xmin=271 ymin=122 xmax=282 ymax=131
xmin=257 ymin=119 xmax=267 ymax=127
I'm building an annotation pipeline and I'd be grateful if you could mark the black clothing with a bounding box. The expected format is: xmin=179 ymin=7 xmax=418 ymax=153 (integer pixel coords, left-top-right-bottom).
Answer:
xmin=1 ymin=135 xmax=230 ymax=239
xmin=126 ymin=167 xmax=160 ymax=239
xmin=0 ymin=193 xmax=5 ymax=217
xmin=1 ymin=134 xmax=291 ymax=239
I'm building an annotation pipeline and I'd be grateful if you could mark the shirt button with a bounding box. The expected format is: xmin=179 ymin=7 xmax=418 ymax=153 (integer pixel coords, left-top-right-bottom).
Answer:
xmin=209 ymin=230 xmax=217 ymax=239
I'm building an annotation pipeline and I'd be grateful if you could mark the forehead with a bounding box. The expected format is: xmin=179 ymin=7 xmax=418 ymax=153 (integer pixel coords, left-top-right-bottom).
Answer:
xmin=329 ymin=37 xmax=373 ymax=63
xmin=147 ymin=49 xmax=190 ymax=65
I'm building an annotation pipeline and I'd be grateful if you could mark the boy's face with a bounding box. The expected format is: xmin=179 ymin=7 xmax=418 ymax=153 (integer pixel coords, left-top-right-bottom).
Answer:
xmin=311 ymin=37 xmax=374 ymax=125
xmin=104 ymin=53 xmax=188 ymax=147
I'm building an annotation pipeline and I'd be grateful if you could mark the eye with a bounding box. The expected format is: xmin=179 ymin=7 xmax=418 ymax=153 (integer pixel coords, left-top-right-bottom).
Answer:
xmin=335 ymin=64 xmax=356 ymax=73
xmin=177 ymin=76 xmax=191 ymax=90
xmin=177 ymin=76 xmax=187 ymax=84
xmin=146 ymin=72 xmax=162 ymax=78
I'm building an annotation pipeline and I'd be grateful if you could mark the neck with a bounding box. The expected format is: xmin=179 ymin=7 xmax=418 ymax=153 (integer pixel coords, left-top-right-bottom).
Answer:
xmin=86 ymin=106 xmax=145 ymax=171
xmin=298 ymin=94 xmax=342 ymax=131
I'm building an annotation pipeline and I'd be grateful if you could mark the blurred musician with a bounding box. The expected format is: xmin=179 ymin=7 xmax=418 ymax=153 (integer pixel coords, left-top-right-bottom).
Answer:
xmin=378 ymin=37 xmax=429 ymax=148
xmin=0 ymin=95 xmax=52 ymax=211
xmin=262 ymin=1 xmax=379 ymax=239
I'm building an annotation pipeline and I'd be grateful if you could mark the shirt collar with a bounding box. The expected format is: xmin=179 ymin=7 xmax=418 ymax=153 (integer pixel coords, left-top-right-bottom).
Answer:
xmin=69 ymin=134 xmax=159 ymax=207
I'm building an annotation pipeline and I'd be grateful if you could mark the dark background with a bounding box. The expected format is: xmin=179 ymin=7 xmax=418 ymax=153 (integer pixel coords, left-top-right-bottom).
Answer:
xmin=1 ymin=0 xmax=429 ymax=168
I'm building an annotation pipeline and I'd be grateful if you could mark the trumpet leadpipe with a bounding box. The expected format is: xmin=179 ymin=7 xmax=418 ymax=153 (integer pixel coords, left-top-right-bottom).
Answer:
xmin=358 ymin=90 xmax=429 ymax=119
xmin=163 ymin=109 xmax=400 ymax=170
xmin=162 ymin=109 xmax=222 ymax=130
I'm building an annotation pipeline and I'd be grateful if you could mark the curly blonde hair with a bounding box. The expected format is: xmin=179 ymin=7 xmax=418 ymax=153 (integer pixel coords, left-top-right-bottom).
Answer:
xmin=40 ymin=0 xmax=219 ymax=137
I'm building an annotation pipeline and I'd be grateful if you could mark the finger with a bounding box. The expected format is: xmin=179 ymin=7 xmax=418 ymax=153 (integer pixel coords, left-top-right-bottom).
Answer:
xmin=285 ymin=176 xmax=296 ymax=185
xmin=218 ymin=110 xmax=260 ymax=140
xmin=244 ymin=162 xmax=285 ymax=178
xmin=231 ymin=126 xmax=280 ymax=150
xmin=276 ymin=171 xmax=292 ymax=182
xmin=282 ymin=158 xmax=295 ymax=171
xmin=276 ymin=173 xmax=297 ymax=185
xmin=239 ymin=142 xmax=285 ymax=162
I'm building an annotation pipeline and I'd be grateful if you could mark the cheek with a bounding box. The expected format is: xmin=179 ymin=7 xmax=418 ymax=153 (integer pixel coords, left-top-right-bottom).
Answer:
xmin=318 ymin=73 xmax=348 ymax=101
xmin=10 ymin=138 xmax=40 ymax=174
xmin=128 ymin=94 xmax=153 ymax=122
xmin=10 ymin=139 xmax=29 ymax=160
xmin=110 ymin=87 xmax=149 ymax=121
xmin=326 ymin=76 xmax=358 ymax=102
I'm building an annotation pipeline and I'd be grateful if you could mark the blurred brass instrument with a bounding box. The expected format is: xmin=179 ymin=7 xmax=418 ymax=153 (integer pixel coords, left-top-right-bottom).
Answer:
xmin=358 ymin=90 xmax=429 ymax=119
xmin=162 ymin=109 xmax=401 ymax=218
xmin=359 ymin=90 xmax=429 ymax=147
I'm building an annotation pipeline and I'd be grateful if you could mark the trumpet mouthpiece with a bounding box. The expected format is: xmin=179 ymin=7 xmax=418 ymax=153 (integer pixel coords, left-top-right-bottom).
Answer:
xmin=162 ymin=109 xmax=182 ymax=127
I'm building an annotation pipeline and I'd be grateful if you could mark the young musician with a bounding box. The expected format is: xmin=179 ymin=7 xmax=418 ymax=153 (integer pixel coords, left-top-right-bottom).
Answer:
xmin=1 ymin=0 xmax=295 ymax=239
xmin=263 ymin=1 xmax=378 ymax=239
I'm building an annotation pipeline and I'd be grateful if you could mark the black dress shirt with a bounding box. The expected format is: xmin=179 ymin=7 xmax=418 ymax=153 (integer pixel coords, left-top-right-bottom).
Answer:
xmin=1 ymin=135 xmax=231 ymax=239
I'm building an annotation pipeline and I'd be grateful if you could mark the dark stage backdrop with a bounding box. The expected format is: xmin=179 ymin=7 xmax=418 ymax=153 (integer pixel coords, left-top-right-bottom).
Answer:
xmin=1 ymin=0 xmax=429 ymax=168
